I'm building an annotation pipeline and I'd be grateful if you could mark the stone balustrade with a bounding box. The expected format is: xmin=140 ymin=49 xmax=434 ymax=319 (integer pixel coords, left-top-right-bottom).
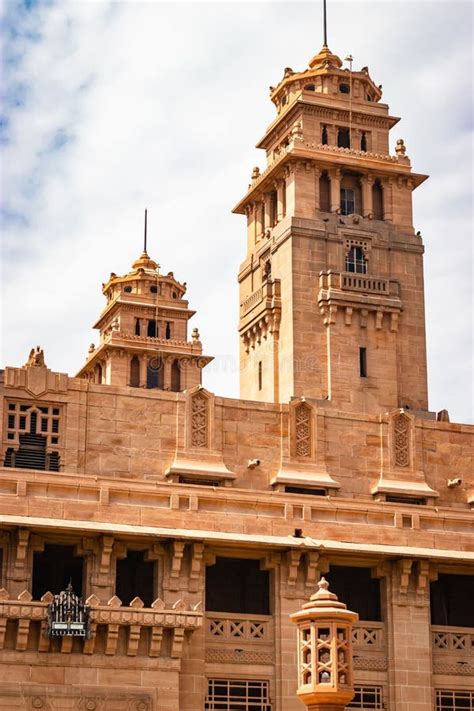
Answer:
xmin=206 ymin=611 xmax=272 ymax=645
xmin=352 ymin=621 xmax=384 ymax=650
xmin=0 ymin=589 xmax=202 ymax=658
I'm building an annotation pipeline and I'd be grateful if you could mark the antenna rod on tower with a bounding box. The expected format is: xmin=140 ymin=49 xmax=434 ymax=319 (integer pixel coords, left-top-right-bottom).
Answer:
xmin=323 ymin=0 xmax=328 ymax=47
xmin=144 ymin=208 xmax=148 ymax=253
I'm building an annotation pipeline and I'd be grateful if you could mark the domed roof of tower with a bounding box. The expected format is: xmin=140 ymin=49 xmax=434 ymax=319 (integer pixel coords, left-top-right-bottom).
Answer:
xmin=308 ymin=44 xmax=343 ymax=70
xmin=131 ymin=250 xmax=160 ymax=273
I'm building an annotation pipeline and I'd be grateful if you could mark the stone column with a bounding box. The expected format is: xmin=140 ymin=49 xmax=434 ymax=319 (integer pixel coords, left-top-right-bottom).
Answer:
xmin=163 ymin=357 xmax=172 ymax=390
xmin=386 ymin=559 xmax=433 ymax=711
xmin=255 ymin=199 xmax=264 ymax=240
xmin=329 ymin=170 xmax=341 ymax=213
xmin=314 ymin=167 xmax=321 ymax=211
xmin=139 ymin=355 xmax=148 ymax=387
xmin=264 ymin=192 xmax=272 ymax=232
xmin=383 ymin=178 xmax=394 ymax=222
xmin=361 ymin=175 xmax=373 ymax=218
xmin=276 ymin=179 xmax=286 ymax=220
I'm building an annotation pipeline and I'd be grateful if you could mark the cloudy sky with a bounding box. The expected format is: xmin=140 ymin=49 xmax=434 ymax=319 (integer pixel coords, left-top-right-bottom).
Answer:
xmin=1 ymin=0 xmax=472 ymax=423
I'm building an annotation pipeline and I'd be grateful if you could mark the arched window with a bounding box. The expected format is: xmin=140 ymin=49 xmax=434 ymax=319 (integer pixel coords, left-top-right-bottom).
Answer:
xmin=321 ymin=125 xmax=328 ymax=145
xmin=360 ymin=132 xmax=368 ymax=152
xmin=319 ymin=172 xmax=330 ymax=212
xmin=130 ymin=356 xmax=140 ymax=388
xmin=171 ymin=360 xmax=181 ymax=392
xmin=146 ymin=357 xmax=164 ymax=389
xmin=147 ymin=320 xmax=157 ymax=337
xmin=346 ymin=246 xmax=367 ymax=274
xmin=135 ymin=318 xmax=141 ymax=336
xmin=372 ymin=180 xmax=384 ymax=220
xmin=95 ymin=364 xmax=103 ymax=384
xmin=337 ymin=128 xmax=350 ymax=149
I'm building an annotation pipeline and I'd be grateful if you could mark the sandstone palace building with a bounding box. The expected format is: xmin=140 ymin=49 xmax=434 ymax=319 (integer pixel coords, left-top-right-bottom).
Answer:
xmin=0 ymin=36 xmax=473 ymax=711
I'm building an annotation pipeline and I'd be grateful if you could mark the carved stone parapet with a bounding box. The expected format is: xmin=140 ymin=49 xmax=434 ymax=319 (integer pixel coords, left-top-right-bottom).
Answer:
xmin=0 ymin=591 xmax=202 ymax=658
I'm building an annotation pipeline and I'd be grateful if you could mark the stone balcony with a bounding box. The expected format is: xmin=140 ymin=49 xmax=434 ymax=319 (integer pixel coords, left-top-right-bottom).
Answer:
xmin=431 ymin=625 xmax=474 ymax=676
xmin=318 ymin=270 xmax=402 ymax=329
xmin=0 ymin=589 xmax=202 ymax=659
xmin=239 ymin=280 xmax=282 ymax=348
xmin=205 ymin=611 xmax=274 ymax=666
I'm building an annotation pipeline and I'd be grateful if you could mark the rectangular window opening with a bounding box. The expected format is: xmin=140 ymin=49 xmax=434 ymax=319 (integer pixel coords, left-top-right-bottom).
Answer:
xmin=359 ymin=347 xmax=367 ymax=377
xmin=285 ymin=486 xmax=327 ymax=497
xmin=386 ymin=495 xmax=426 ymax=505
xmin=436 ymin=690 xmax=474 ymax=711
xmin=327 ymin=566 xmax=381 ymax=621
xmin=430 ymin=574 xmax=474 ymax=627
xmin=258 ymin=361 xmax=263 ymax=391
xmin=116 ymin=549 xmax=155 ymax=607
xmin=205 ymin=679 xmax=271 ymax=711
xmin=347 ymin=686 xmax=383 ymax=709
xmin=32 ymin=544 xmax=84 ymax=600
xmin=206 ymin=557 xmax=270 ymax=615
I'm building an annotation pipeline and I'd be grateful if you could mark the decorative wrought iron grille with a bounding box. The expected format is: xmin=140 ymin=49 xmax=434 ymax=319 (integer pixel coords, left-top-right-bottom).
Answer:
xmin=46 ymin=583 xmax=90 ymax=638
xmin=205 ymin=679 xmax=271 ymax=710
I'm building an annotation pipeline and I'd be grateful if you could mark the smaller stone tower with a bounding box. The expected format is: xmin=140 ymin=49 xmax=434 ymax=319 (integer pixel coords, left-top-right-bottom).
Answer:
xmin=77 ymin=250 xmax=212 ymax=390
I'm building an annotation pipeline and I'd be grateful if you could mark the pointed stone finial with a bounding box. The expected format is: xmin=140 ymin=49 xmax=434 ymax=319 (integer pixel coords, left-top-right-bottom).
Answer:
xmin=40 ymin=591 xmax=54 ymax=603
xmin=251 ymin=166 xmax=261 ymax=183
xmin=396 ymin=138 xmax=407 ymax=155
xmin=130 ymin=596 xmax=145 ymax=608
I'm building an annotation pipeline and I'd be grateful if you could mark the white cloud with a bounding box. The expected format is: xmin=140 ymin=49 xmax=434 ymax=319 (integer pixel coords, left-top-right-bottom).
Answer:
xmin=1 ymin=0 xmax=472 ymax=423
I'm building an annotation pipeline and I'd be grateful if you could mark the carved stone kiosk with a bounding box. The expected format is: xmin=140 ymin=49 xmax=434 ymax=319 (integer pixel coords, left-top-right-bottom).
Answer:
xmin=290 ymin=578 xmax=358 ymax=710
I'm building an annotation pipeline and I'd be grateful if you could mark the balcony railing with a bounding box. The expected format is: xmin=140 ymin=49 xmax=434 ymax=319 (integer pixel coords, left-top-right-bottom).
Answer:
xmin=352 ymin=621 xmax=384 ymax=650
xmin=432 ymin=626 xmax=474 ymax=654
xmin=240 ymin=280 xmax=281 ymax=319
xmin=0 ymin=589 xmax=202 ymax=658
xmin=206 ymin=611 xmax=272 ymax=645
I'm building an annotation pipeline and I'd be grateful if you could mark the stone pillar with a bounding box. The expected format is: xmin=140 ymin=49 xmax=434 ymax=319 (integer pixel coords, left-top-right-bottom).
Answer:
xmin=329 ymin=170 xmax=341 ymax=213
xmin=163 ymin=358 xmax=172 ymax=390
xmin=361 ymin=175 xmax=373 ymax=218
xmin=290 ymin=577 xmax=358 ymax=711
xmin=386 ymin=559 xmax=433 ymax=711
xmin=326 ymin=125 xmax=337 ymax=146
xmin=255 ymin=199 xmax=264 ymax=240
xmin=264 ymin=192 xmax=272 ymax=231
xmin=139 ymin=355 xmax=148 ymax=387
xmin=276 ymin=179 xmax=286 ymax=220
xmin=140 ymin=318 xmax=147 ymax=337
xmin=314 ymin=167 xmax=321 ymax=211
xmin=383 ymin=178 xmax=394 ymax=222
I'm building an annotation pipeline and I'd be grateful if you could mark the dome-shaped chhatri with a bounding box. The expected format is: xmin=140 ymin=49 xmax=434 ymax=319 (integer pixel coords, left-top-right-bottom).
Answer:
xmin=269 ymin=46 xmax=382 ymax=115
xmin=76 ymin=245 xmax=212 ymax=391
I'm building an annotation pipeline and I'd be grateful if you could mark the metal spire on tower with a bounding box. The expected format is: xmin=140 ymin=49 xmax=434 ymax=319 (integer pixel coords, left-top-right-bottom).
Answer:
xmin=143 ymin=208 xmax=148 ymax=253
xmin=323 ymin=0 xmax=328 ymax=47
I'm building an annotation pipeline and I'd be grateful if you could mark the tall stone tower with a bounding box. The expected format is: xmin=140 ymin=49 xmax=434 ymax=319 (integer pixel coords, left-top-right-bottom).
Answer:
xmin=77 ymin=249 xmax=212 ymax=390
xmin=234 ymin=44 xmax=429 ymax=414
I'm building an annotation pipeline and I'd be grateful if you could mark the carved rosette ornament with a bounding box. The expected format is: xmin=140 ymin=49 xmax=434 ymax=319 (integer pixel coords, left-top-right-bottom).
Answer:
xmin=191 ymin=392 xmax=209 ymax=448
xmin=393 ymin=412 xmax=410 ymax=467
xmin=295 ymin=403 xmax=312 ymax=457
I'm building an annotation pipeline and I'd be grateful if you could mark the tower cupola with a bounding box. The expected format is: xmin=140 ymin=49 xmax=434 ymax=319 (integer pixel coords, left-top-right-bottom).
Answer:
xmin=77 ymin=248 xmax=212 ymax=391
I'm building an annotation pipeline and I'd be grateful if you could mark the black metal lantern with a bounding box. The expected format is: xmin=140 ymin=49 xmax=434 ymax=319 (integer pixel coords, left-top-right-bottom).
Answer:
xmin=46 ymin=582 xmax=90 ymax=639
